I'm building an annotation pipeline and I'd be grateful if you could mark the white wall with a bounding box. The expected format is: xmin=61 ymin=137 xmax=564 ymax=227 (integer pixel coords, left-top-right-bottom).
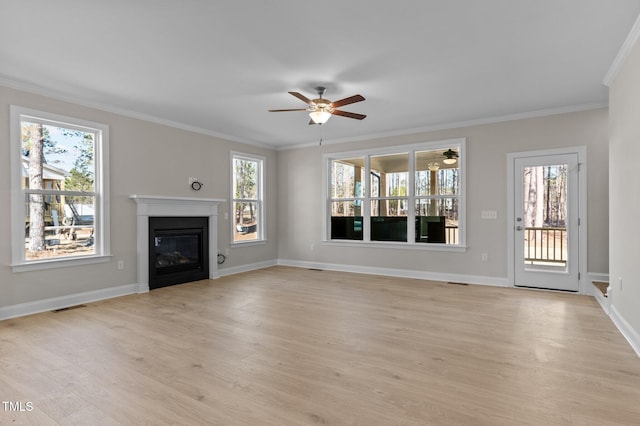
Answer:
xmin=609 ymin=34 xmax=640 ymax=348
xmin=277 ymin=109 xmax=609 ymax=284
xmin=0 ymin=86 xmax=278 ymax=311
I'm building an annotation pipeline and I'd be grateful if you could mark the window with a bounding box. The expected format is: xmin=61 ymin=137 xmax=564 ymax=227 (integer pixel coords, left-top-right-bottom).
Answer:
xmin=370 ymin=152 xmax=409 ymax=242
xmin=325 ymin=139 xmax=465 ymax=248
xmin=330 ymin=156 xmax=364 ymax=240
xmin=10 ymin=106 xmax=110 ymax=270
xmin=231 ymin=152 xmax=265 ymax=243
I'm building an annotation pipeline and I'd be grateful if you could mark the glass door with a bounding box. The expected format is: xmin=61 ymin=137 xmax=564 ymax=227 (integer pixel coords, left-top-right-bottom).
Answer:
xmin=514 ymin=154 xmax=579 ymax=291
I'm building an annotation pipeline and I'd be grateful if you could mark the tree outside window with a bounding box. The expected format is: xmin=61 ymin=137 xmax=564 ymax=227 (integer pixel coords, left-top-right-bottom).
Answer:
xmin=232 ymin=154 xmax=264 ymax=243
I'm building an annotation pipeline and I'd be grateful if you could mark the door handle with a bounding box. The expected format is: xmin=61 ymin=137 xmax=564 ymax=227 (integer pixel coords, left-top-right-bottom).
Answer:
xmin=516 ymin=217 xmax=523 ymax=231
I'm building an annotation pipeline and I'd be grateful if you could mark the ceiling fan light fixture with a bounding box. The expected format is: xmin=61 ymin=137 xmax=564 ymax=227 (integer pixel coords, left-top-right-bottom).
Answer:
xmin=442 ymin=149 xmax=458 ymax=165
xmin=309 ymin=110 xmax=331 ymax=124
xmin=270 ymin=87 xmax=365 ymax=124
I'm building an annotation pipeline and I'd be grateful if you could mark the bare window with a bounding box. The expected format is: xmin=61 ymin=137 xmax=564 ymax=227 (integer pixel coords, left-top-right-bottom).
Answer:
xmin=231 ymin=153 xmax=265 ymax=243
xmin=11 ymin=106 xmax=110 ymax=270
xmin=325 ymin=140 xmax=465 ymax=247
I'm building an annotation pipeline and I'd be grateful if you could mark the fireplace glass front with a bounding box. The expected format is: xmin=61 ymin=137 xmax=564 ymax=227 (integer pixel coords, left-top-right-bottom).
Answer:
xmin=149 ymin=216 xmax=209 ymax=289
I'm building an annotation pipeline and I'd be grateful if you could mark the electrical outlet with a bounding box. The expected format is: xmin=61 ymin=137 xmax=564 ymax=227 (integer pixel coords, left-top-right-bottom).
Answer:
xmin=188 ymin=177 xmax=199 ymax=185
xmin=117 ymin=260 xmax=124 ymax=270
xmin=481 ymin=253 xmax=488 ymax=262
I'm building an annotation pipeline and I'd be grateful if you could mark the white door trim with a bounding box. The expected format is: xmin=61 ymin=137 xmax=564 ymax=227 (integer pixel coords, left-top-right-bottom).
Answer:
xmin=507 ymin=146 xmax=588 ymax=293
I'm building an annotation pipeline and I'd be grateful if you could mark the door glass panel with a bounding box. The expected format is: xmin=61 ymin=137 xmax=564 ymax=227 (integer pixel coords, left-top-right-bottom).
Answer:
xmin=522 ymin=164 xmax=568 ymax=271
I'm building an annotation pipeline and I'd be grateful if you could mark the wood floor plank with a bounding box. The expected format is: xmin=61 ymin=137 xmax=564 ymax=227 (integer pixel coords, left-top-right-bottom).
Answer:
xmin=2 ymin=266 xmax=640 ymax=425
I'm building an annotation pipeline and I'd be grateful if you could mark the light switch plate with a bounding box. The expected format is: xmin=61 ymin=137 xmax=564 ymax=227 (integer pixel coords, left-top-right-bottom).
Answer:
xmin=481 ymin=210 xmax=498 ymax=219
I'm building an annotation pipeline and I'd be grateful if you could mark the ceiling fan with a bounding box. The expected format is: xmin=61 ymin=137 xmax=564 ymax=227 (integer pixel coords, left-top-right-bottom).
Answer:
xmin=269 ymin=86 xmax=366 ymax=125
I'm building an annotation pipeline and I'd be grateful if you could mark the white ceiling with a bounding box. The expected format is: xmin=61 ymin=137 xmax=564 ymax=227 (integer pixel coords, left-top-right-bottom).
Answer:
xmin=2 ymin=1 xmax=639 ymax=149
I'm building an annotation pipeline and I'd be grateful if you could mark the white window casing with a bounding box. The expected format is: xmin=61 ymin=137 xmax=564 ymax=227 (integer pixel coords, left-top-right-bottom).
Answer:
xmin=230 ymin=151 xmax=265 ymax=245
xmin=10 ymin=105 xmax=111 ymax=271
xmin=323 ymin=138 xmax=466 ymax=251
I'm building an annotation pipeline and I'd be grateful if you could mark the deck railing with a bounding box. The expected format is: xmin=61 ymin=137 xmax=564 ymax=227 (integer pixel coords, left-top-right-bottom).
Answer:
xmin=524 ymin=226 xmax=567 ymax=264
xmin=443 ymin=226 xmax=567 ymax=262
xmin=446 ymin=226 xmax=458 ymax=245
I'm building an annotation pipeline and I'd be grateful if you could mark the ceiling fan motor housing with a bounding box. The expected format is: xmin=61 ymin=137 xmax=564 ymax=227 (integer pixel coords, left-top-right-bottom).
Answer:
xmin=312 ymin=99 xmax=331 ymax=110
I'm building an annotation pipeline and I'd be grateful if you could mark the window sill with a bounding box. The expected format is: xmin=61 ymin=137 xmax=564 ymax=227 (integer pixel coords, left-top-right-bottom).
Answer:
xmin=322 ymin=240 xmax=467 ymax=252
xmin=230 ymin=239 xmax=267 ymax=248
xmin=11 ymin=254 xmax=113 ymax=273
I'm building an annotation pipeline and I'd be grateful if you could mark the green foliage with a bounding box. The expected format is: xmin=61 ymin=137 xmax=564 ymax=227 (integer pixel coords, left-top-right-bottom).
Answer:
xmin=65 ymin=168 xmax=94 ymax=192
xmin=234 ymin=159 xmax=257 ymax=199
xmin=234 ymin=158 xmax=259 ymax=225
xmin=71 ymin=133 xmax=94 ymax=177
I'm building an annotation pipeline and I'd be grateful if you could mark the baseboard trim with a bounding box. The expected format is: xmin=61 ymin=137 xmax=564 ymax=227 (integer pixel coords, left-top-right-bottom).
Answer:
xmin=584 ymin=274 xmax=639 ymax=358
xmin=0 ymin=259 xmax=278 ymax=321
xmin=593 ymin=288 xmax=610 ymax=315
xmin=0 ymin=283 xmax=140 ymax=321
xmin=218 ymin=260 xmax=278 ymax=277
xmin=610 ymin=305 xmax=640 ymax=358
xmin=277 ymin=259 xmax=509 ymax=287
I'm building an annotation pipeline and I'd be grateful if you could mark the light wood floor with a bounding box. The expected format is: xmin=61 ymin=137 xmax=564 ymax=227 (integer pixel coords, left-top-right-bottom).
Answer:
xmin=2 ymin=266 xmax=640 ymax=425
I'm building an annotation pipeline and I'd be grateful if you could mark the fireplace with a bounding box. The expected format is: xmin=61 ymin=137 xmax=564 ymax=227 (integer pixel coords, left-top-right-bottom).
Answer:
xmin=130 ymin=195 xmax=225 ymax=292
xmin=149 ymin=216 xmax=209 ymax=289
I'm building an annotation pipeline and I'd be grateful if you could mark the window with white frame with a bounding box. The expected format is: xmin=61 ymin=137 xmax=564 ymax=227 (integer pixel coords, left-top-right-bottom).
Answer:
xmin=325 ymin=139 xmax=465 ymax=247
xmin=231 ymin=152 xmax=265 ymax=243
xmin=10 ymin=106 xmax=110 ymax=270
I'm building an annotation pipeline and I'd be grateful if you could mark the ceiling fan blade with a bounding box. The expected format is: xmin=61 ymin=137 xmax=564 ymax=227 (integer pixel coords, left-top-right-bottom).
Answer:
xmin=288 ymin=91 xmax=313 ymax=105
xmin=331 ymin=109 xmax=366 ymax=120
xmin=268 ymin=108 xmax=308 ymax=112
xmin=330 ymin=94 xmax=365 ymax=108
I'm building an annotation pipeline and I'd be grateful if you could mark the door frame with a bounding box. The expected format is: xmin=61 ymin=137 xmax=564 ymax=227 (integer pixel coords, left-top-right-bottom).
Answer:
xmin=507 ymin=146 xmax=588 ymax=293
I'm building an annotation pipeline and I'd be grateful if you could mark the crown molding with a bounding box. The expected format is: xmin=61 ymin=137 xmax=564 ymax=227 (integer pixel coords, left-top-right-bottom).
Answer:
xmin=603 ymin=12 xmax=640 ymax=87
xmin=1 ymin=74 xmax=606 ymax=153
xmin=0 ymin=75 xmax=277 ymax=151
xmin=276 ymin=102 xmax=607 ymax=151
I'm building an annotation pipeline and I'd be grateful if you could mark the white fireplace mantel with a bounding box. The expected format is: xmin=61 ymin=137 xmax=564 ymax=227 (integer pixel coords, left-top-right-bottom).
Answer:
xmin=130 ymin=195 xmax=226 ymax=292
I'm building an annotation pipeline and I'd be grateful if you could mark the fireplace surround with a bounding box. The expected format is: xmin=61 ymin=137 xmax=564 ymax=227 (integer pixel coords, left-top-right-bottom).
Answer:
xmin=130 ymin=195 xmax=225 ymax=292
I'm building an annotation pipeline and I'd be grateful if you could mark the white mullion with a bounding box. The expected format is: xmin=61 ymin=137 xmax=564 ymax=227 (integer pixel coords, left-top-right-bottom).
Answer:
xmin=23 ymin=189 xmax=98 ymax=197
xmin=363 ymin=155 xmax=371 ymax=242
xmin=324 ymin=157 xmax=331 ymax=241
xmin=407 ymin=150 xmax=416 ymax=244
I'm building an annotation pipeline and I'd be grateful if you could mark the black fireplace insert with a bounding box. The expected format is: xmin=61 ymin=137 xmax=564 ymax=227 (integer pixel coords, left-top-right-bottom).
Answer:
xmin=149 ymin=216 xmax=209 ymax=289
